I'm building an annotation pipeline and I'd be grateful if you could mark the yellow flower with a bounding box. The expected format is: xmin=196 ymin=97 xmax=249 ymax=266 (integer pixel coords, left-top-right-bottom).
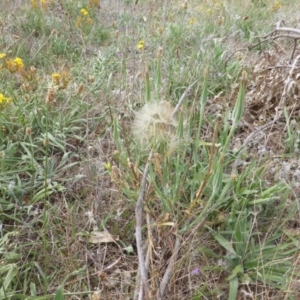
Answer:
xmin=31 ymin=0 xmax=38 ymax=8
xmin=137 ymin=40 xmax=144 ymax=50
xmin=104 ymin=162 xmax=111 ymax=171
xmin=51 ymin=71 xmax=71 ymax=89
xmin=13 ymin=57 xmax=24 ymax=70
xmin=271 ymin=1 xmax=281 ymax=12
xmin=0 ymin=93 xmax=12 ymax=105
xmin=0 ymin=53 xmax=6 ymax=59
xmin=51 ymin=73 xmax=60 ymax=79
xmin=188 ymin=18 xmax=196 ymax=25
xmin=80 ymin=8 xmax=89 ymax=16
xmin=77 ymin=9 xmax=93 ymax=27
xmin=6 ymin=57 xmax=24 ymax=73
xmin=51 ymin=73 xmax=60 ymax=85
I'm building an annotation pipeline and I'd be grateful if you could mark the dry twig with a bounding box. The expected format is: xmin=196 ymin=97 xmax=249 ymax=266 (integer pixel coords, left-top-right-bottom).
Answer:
xmin=251 ymin=21 xmax=300 ymax=62
xmin=172 ymin=80 xmax=198 ymax=117
xmin=156 ymin=236 xmax=181 ymax=300
xmin=135 ymin=150 xmax=153 ymax=300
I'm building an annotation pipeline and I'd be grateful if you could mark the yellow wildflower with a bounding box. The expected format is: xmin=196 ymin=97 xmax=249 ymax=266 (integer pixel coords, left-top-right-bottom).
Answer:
xmin=271 ymin=1 xmax=281 ymax=12
xmin=104 ymin=162 xmax=111 ymax=171
xmin=0 ymin=53 xmax=6 ymax=59
xmin=77 ymin=9 xmax=93 ymax=28
xmin=51 ymin=71 xmax=71 ymax=89
xmin=188 ymin=18 xmax=196 ymax=25
xmin=80 ymin=8 xmax=89 ymax=16
xmin=13 ymin=57 xmax=24 ymax=70
xmin=137 ymin=40 xmax=144 ymax=50
xmin=0 ymin=93 xmax=12 ymax=105
xmin=51 ymin=73 xmax=60 ymax=85
xmin=6 ymin=57 xmax=24 ymax=73
xmin=31 ymin=0 xmax=38 ymax=8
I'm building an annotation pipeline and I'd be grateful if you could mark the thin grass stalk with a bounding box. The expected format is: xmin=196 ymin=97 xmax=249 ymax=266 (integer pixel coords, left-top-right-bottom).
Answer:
xmin=135 ymin=150 xmax=153 ymax=299
xmin=42 ymin=106 xmax=50 ymax=291
xmin=196 ymin=67 xmax=209 ymax=142
xmin=187 ymin=116 xmax=220 ymax=214
xmin=145 ymin=66 xmax=151 ymax=103
xmin=113 ymin=117 xmax=124 ymax=151
xmin=155 ymin=47 xmax=163 ymax=93
xmin=283 ymin=106 xmax=293 ymax=152
xmin=222 ymin=70 xmax=247 ymax=153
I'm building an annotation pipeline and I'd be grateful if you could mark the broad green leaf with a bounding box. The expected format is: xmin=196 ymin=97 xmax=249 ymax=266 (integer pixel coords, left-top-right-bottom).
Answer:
xmin=206 ymin=227 xmax=238 ymax=257
xmin=0 ymin=263 xmax=18 ymax=299
xmin=228 ymin=276 xmax=239 ymax=300
xmin=30 ymin=282 xmax=37 ymax=296
xmin=227 ymin=264 xmax=244 ymax=281
xmin=248 ymin=196 xmax=279 ymax=205
xmin=54 ymin=286 xmax=64 ymax=300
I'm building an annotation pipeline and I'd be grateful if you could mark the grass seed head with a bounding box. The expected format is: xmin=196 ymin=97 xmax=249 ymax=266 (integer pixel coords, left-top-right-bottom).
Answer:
xmin=25 ymin=127 xmax=32 ymax=135
xmin=157 ymin=46 xmax=163 ymax=58
xmin=43 ymin=138 xmax=49 ymax=147
xmin=76 ymin=83 xmax=84 ymax=94
xmin=46 ymin=87 xmax=55 ymax=104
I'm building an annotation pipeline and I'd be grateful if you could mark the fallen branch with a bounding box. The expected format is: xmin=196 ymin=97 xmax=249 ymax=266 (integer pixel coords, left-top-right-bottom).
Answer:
xmin=251 ymin=21 xmax=300 ymax=61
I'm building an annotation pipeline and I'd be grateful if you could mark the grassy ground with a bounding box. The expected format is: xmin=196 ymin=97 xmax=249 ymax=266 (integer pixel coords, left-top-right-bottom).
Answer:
xmin=1 ymin=0 xmax=300 ymax=299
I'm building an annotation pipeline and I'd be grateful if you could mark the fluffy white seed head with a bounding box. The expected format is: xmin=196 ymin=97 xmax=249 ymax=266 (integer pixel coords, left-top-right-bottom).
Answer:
xmin=132 ymin=101 xmax=179 ymax=149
